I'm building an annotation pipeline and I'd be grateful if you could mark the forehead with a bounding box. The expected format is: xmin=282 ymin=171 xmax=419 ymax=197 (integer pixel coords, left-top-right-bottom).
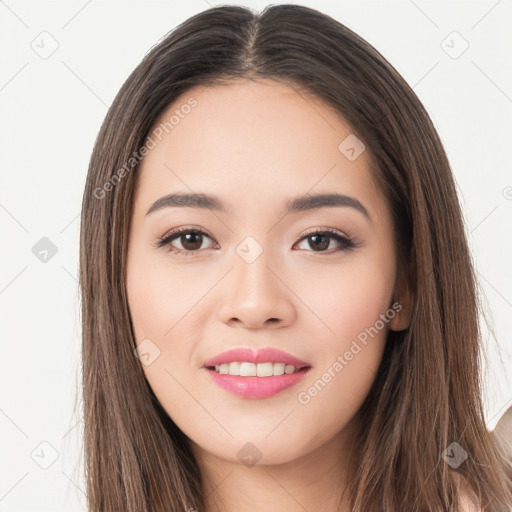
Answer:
xmin=135 ymin=78 xmax=385 ymax=222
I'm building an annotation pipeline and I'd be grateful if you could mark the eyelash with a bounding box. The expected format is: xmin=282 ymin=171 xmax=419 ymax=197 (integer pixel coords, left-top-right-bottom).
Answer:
xmin=154 ymin=226 xmax=359 ymax=257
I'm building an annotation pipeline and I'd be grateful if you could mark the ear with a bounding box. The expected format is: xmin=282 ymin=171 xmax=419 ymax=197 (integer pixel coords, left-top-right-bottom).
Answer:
xmin=389 ymin=273 xmax=413 ymax=331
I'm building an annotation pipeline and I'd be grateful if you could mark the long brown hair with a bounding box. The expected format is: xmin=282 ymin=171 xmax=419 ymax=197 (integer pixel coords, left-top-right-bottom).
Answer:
xmin=79 ymin=4 xmax=512 ymax=511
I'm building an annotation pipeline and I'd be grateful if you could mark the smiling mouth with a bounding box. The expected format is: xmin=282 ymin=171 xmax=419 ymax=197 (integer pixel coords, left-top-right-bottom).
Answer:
xmin=206 ymin=361 xmax=309 ymax=377
xmin=204 ymin=363 xmax=311 ymax=399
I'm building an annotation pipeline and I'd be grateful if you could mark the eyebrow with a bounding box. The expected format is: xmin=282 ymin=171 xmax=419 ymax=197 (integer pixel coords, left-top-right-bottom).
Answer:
xmin=145 ymin=192 xmax=371 ymax=222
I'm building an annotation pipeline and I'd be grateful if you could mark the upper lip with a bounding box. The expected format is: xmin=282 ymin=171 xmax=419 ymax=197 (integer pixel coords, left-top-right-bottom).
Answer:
xmin=204 ymin=348 xmax=311 ymax=369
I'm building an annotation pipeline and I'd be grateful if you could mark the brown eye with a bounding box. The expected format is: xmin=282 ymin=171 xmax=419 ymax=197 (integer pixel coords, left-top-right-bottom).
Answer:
xmin=306 ymin=233 xmax=330 ymax=251
xmin=156 ymin=228 xmax=216 ymax=256
xmin=176 ymin=231 xmax=205 ymax=251
xmin=294 ymin=229 xmax=357 ymax=253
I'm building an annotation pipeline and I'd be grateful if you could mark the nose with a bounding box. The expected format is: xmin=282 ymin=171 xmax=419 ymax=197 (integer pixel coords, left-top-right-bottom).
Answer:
xmin=217 ymin=248 xmax=296 ymax=329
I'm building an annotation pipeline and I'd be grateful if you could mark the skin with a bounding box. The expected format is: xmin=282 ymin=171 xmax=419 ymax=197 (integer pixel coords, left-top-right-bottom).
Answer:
xmin=126 ymin=78 xmax=412 ymax=512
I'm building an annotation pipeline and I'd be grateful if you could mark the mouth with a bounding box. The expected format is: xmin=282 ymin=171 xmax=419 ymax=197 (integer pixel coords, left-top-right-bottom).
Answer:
xmin=203 ymin=347 xmax=311 ymax=369
xmin=203 ymin=347 xmax=312 ymax=399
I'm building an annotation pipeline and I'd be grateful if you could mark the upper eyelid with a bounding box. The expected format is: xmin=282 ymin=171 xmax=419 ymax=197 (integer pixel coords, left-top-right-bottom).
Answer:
xmin=157 ymin=226 xmax=356 ymax=251
xmin=158 ymin=226 xmax=215 ymax=242
xmin=294 ymin=226 xmax=349 ymax=241
xmin=158 ymin=226 xmax=350 ymax=241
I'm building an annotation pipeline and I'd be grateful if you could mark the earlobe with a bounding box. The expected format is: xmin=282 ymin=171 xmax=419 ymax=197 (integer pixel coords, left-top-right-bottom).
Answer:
xmin=389 ymin=277 xmax=413 ymax=332
xmin=389 ymin=303 xmax=412 ymax=331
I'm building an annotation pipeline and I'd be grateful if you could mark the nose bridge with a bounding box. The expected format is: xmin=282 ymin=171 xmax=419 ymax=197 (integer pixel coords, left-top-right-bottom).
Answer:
xmin=217 ymin=235 xmax=295 ymax=328
xmin=233 ymin=241 xmax=275 ymax=295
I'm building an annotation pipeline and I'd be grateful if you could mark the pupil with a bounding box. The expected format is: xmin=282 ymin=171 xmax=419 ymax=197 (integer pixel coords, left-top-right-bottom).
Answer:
xmin=310 ymin=234 xmax=329 ymax=251
xmin=182 ymin=232 xmax=202 ymax=250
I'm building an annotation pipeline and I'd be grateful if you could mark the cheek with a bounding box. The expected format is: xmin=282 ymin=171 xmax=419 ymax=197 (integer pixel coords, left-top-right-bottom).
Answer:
xmin=289 ymin=253 xmax=395 ymax=350
xmin=286 ymin=297 xmax=391 ymax=461
xmin=126 ymin=250 xmax=213 ymax=344
xmin=286 ymin=256 xmax=393 ymax=430
xmin=126 ymin=253 xmax=211 ymax=425
xmin=126 ymin=250 xmax=218 ymax=410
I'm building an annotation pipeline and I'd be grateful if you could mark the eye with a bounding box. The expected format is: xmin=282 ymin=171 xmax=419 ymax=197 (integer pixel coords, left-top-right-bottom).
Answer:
xmin=154 ymin=227 xmax=218 ymax=256
xmin=293 ymin=228 xmax=358 ymax=254
xmin=155 ymin=226 xmax=358 ymax=257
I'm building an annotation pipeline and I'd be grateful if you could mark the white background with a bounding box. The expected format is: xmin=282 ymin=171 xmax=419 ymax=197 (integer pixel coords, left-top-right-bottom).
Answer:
xmin=1 ymin=1 xmax=511 ymax=510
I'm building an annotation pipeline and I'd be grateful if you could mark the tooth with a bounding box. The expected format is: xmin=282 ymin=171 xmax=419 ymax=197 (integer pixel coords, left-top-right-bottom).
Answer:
xmin=273 ymin=363 xmax=285 ymax=375
xmin=228 ymin=362 xmax=241 ymax=376
xmin=257 ymin=362 xmax=274 ymax=377
xmin=284 ymin=365 xmax=296 ymax=374
xmin=213 ymin=361 xmax=300 ymax=376
xmin=240 ymin=362 xmax=257 ymax=376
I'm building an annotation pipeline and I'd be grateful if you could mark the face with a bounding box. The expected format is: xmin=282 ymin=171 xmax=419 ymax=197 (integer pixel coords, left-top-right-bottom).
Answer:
xmin=126 ymin=78 xmax=404 ymax=467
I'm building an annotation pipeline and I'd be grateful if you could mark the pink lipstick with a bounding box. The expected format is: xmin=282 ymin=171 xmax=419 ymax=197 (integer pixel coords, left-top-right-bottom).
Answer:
xmin=204 ymin=348 xmax=311 ymax=399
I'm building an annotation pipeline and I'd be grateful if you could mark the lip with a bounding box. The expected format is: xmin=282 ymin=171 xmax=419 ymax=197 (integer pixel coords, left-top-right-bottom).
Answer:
xmin=203 ymin=348 xmax=310 ymax=369
xmin=206 ymin=368 xmax=311 ymax=399
xmin=203 ymin=348 xmax=312 ymax=399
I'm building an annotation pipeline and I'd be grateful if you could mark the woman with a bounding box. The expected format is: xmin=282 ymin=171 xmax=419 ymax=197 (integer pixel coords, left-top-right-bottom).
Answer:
xmin=79 ymin=4 xmax=512 ymax=511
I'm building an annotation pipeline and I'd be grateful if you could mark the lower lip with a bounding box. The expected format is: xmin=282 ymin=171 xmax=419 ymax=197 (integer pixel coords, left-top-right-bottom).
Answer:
xmin=205 ymin=367 xmax=311 ymax=399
